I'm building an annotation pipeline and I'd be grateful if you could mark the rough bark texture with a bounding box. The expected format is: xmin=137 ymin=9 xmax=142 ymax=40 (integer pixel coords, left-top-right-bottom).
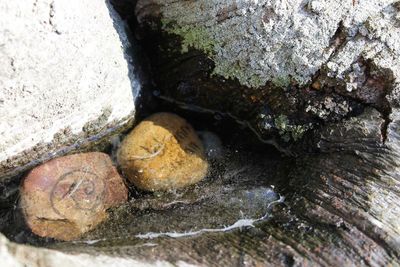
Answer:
xmin=136 ymin=0 xmax=400 ymax=88
xmin=0 ymin=0 xmax=141 ymax=181
xmin=134 ymin=0 xmax=400 ymax=147
xmin=125 ymin=0 xmax=400 ymax=265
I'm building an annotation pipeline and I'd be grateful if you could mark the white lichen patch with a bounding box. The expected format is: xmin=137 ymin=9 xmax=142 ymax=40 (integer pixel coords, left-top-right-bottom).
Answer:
xmin=305 ymin=97 xmax=351 ymax=120
xmin=154 ymin=0 xmax=399 ymax=89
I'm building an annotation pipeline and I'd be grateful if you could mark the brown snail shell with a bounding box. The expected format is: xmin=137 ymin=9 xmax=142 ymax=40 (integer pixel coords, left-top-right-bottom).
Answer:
xmin=20 ymin=152 xmax=128 ymax=241
xmin=117 ymin=112 xmax=209 ymax=191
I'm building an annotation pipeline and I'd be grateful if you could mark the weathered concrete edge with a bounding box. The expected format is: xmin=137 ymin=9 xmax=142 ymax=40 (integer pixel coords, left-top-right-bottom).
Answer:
xmin=0 ymin=233 xmax=196 ymax=267
xmin=0 ymin=113 xmax=135 ymax=182
xmin=0 ymin=0 xmax=141 ymax=182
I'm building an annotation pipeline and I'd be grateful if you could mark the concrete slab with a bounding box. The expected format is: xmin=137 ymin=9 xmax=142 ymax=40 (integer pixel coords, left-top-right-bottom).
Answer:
xmin=0 ymin=0 xmax=140 ymax=180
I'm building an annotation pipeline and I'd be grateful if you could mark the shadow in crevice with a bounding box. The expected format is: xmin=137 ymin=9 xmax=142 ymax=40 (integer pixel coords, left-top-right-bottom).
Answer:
xmin=105 ymin=0 xmax=155 ymax=122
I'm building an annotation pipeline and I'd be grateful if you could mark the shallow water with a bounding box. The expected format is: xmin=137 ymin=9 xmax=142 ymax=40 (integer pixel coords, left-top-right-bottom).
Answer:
xmin=0 ymin=111 xmax=292 ymax=264
xmin=40 ymin=145 xmax=290 ymax=266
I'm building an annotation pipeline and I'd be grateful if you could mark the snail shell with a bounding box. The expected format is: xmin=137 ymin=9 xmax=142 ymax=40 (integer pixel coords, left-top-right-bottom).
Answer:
xmin=117 ymin=112 xmax=209 ymax=191
xmin=20 ymin=152 xmax=127 ymax=241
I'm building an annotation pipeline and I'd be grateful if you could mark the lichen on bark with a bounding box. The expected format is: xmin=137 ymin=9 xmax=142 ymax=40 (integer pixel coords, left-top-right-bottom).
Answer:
xmin=161 ymin=19 xmax=216 ymax=56
xmin=149 ymin=0 xmax=399 ymax=90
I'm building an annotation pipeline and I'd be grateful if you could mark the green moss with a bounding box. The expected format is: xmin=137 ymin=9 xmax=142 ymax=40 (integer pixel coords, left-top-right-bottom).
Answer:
xmin=274 ymin=115 xmax=309 ymax=142
xmin=248 ymin=75 xmax=265 ymax=88
xmin=162 ymin=19 xmax=216 ymax=56
xmin=271 ymin=75 xmax=291 ymax=88
xmin=274 ymin=115 xmax=289 ymax=130
xmin=290 ymin=125 xmax=308 ymax=141
xmin=212 ymin=62 xmax=241 ymax=79
xmin=212 ymin=63 xmax=266 ymax=88
xmin=161 ymin=20 xmax=269 ymax=88
xmin=161 ymin=19 xmax=292 ymax=89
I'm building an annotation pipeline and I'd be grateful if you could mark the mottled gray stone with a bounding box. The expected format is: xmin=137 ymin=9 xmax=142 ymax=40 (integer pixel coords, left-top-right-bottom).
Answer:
xmin=144 ymin=0 xmax=399 ymax=89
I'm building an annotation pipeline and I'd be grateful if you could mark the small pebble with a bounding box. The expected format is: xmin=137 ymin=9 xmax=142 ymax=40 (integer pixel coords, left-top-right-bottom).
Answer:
xmin=19 ymin=152 xmax=128 ymax=241
xmin=117 ymin=112 xmax=209 ymax=191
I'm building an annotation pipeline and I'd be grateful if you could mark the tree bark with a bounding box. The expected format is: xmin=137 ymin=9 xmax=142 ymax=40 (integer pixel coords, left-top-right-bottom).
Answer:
xmin=125 ymin=0 xmax=400 ymax=265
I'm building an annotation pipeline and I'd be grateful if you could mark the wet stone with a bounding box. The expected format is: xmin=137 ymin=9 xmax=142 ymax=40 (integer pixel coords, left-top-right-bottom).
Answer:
xmin=117 ymin=112 xmax=209 ymax=191
xmin=19 ymin=152 xmax=128 ymax=241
